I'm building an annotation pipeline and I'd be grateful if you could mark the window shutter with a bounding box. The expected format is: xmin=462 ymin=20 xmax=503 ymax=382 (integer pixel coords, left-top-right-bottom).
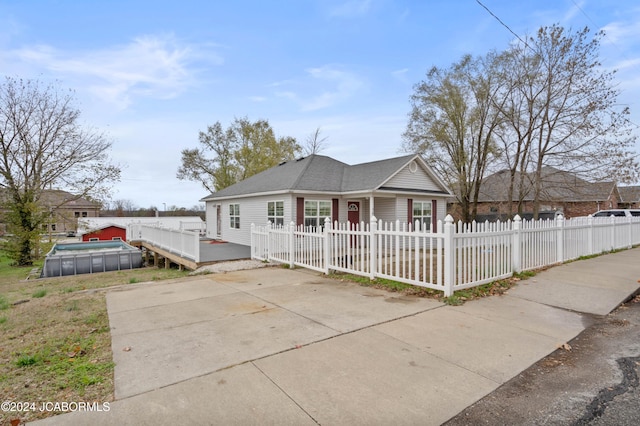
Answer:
xmin=296 ymin=197 xmax=304 ymax=226
xmin=432 ymin=199 xmax=437 ymax=232
xmin=332 ymin=198 xmax=339 ymax=224
xmin=407 ymin=199 xmax=413 ymax=225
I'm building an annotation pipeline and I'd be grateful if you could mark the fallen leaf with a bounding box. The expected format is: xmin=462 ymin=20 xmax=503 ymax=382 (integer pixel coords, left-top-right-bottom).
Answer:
xmin=123 ymin=346 xmax=132 ymax=352
xmin=557 ymin=343 xmax=572 ymax=351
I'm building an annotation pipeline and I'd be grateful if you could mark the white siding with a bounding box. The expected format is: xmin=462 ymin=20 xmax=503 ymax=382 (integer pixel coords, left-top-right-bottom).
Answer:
xmin=214 ymin=195 xmax=295 ymax=246
xmin=386 ymin=163 xmax=440 ymax=191
xmin=205 ymin=193 xmax=450 ymax=246
xmin=373 ymin=198 xmax=397 ymax=223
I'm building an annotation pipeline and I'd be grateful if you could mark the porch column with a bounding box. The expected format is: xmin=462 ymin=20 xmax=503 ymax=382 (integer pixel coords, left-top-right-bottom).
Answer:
xmin=369 ymin=195 xmax=375 ymax=218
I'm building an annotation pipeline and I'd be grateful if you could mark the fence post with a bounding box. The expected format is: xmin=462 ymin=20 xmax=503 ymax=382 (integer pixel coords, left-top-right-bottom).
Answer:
xmin=627 ymin=216 xmax=633 ymax=249
xmin=194 ymin=229 xmax=200 ymax=262
xmin=288 ymin=221 xmax=295 ymax=268
xmin=610 ymin=215 xmax=616 ymax=251
xmin=267 ymin=221 xmax=275 ymax=262
xmin=512 ymin=215 xmax=521 ymax=273
xmin=556 ymin=214 xmax=564 ymax=263
xmin=323 ymin=217 xmax=331 ymax=274
xmin=370 ymin=216 xmax=377 ymax=280
xmin=587 ymin=215 xmax=594 ymax=255
xmin=443 ymin=215 xmax=454 ymax=297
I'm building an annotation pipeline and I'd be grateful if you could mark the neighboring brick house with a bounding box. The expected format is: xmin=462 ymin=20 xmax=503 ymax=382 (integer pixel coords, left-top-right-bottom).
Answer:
xmin=618 ymin=186 xmax=640 ymax=209
xmin=40 ymin=190 xmax=102 ymax=235
xmin=460 ymin=166 xmax=620 ymax=221
xmin=0 ymin=189 xmax=101 ymax=235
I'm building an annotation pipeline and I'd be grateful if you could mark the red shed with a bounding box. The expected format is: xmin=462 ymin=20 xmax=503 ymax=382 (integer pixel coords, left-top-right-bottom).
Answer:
xmin=81 ymin=224 xmax=127 ymax=242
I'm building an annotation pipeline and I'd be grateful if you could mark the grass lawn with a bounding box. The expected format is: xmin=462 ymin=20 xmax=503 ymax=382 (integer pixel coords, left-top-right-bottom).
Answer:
xmin=0 ymin=250 xmax=189 ymax=424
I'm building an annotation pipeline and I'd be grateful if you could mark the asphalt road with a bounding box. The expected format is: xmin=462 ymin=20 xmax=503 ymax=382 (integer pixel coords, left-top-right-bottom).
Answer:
xmin=444 ymin=294 xmax=640 ymax=426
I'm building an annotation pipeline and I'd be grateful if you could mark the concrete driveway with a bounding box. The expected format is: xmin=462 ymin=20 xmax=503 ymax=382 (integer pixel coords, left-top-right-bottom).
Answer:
xmin=33 ymin=248 xmax=640 ymax=425
xmin=107 ymin=267 xmax=446 ymax=399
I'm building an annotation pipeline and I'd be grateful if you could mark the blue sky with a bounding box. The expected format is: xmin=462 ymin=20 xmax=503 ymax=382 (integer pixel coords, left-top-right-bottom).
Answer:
xmin=1 ymin=0 xmax=638 ymax=209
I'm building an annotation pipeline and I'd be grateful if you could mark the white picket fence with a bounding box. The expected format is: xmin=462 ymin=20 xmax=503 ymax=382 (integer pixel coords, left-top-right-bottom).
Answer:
xmin=251 ymin=215 xmax=640 ymax=297
xmin=128 ymin=224 xmax=201 ymax=262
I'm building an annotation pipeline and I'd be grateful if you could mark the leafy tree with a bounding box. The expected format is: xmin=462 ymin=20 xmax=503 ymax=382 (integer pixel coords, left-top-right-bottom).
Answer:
xmin=403 ymin=54 xmax=504 ymax=222
xmin=177 ymin=117 xmax=301 ymax=192
xmin=0 ymin=77 xmax=120 ymax=265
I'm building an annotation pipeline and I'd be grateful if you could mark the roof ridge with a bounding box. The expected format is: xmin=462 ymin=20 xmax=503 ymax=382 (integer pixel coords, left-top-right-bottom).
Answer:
xmin=289 ymin=154 xmax=319 ymax=190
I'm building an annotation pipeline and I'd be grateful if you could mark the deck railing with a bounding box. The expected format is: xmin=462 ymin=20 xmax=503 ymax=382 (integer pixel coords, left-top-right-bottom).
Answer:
xmin=128 ymin=224 xmax=201 ymax=262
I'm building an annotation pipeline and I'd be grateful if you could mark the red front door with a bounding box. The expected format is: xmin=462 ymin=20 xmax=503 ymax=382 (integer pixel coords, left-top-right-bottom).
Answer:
xmin=347 ymin=201 xmax=360 ymax=226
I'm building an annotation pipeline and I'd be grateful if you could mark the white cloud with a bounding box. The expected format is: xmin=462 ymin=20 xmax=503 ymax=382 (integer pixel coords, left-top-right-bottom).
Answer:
xmin=271 ymin=65 xmax=365 ymax=111
xmin=391 ymin=68 xmax=410 ymax=84
xmin=9 ymin=34 xmax=221 ymax=109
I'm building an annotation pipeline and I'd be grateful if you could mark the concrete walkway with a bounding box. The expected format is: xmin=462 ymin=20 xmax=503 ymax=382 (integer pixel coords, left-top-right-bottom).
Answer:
xmin=32 ymin=248 xmax=640 ymax=425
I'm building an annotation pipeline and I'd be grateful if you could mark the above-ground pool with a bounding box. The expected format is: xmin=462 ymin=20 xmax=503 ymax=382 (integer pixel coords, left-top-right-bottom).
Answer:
xmin=41 ymin=241 xmax=143 ymax=278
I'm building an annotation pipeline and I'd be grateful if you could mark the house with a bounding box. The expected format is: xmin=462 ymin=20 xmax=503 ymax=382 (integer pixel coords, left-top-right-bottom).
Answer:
xmin=470 ymin=167 xmax=620 ymax=220
xmin=0 ymin=189 xmax=101 ymax=236
xmin=81 ymin=224 xmax=127 ymax=242
xmin=618 ymin=186 xmax=640 ymax=209
xmin=200 ymin=154 xmax=453 ymax=246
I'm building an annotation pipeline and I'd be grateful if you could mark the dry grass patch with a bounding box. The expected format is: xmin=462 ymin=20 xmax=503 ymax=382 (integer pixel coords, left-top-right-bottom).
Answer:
xmin=0 ymin=260 xmax=189 ymax=424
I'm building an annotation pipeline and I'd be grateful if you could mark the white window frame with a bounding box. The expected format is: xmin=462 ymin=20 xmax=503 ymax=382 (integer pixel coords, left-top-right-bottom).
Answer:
xmin=267 ymin=201 xmax=285 ymax=226
xmin=304 ymin=200 xmax=331 ymax=228
xmin=413 ymin=201 xmax=432 ymax=231
xmin=229 ymin=204 xmax=240 ymax=229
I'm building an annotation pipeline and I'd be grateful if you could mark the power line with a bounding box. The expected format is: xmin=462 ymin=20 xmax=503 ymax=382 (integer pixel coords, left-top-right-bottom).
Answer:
xmin=475 ymin=0 xmax=530 ymax=50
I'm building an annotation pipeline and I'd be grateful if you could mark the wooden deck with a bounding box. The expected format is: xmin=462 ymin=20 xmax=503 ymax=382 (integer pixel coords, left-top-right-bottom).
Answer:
xmin=132 ymin=240 xmax=251 ymax=271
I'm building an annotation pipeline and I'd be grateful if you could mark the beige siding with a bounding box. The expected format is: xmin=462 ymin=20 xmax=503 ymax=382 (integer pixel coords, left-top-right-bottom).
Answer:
xmin=386 ymin=163 xmax=440 ymax=191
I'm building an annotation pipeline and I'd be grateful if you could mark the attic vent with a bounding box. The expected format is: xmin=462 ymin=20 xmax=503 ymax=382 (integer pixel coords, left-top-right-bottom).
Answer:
xmin=409 ymin=161 xmax=418 ymax=173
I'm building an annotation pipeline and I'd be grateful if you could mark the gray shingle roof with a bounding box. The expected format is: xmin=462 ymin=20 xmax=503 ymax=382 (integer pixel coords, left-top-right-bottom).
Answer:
xmin=201 ymin=154 xmax=421 ymax=200
xmin=478 ymin=167 xmax=616 ymax=203
xmin=619 ymin=185 xmax=640 ymax=203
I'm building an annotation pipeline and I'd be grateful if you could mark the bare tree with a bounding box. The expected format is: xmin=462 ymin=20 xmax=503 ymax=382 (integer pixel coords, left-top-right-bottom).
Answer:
xmin=109 ymin=199 xmax=137 ymax=216
xmin=498 ymin=25 xmax=638 ymax=217
xmin=0 ymin=77 xmax=121 ymax=265
xmin=302 ymin=127 xmax=328 ymax=155
xmin=403 ymin=54 xmax=504 ymax=222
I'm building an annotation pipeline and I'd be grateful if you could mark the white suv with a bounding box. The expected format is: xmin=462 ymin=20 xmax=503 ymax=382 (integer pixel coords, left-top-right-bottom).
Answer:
xmin=592 ymin=209 xmax=640 ymax=217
